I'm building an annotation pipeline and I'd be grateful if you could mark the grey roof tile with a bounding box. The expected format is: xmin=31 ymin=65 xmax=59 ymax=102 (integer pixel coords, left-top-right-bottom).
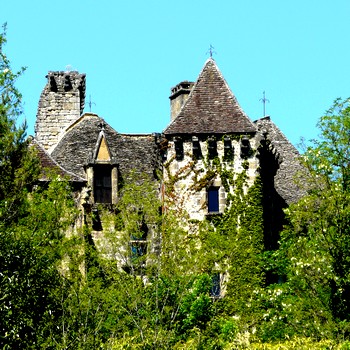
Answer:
xmin=50 ymin=113 xmax=160 ymax=183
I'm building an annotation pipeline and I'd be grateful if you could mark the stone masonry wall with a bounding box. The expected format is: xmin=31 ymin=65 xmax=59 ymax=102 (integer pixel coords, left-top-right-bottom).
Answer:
xmin=35 ymin=71 xmax=86 ymax=153
xmin=164 ymin=135 xmax=259 ymax=221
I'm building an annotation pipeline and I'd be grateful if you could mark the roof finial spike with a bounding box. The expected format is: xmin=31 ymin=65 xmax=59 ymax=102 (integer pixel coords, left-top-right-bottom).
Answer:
xmin=206 ymin=44 xmax=217 ymax=59
xmin=259 ymin=91 xmax=270 ymax=116
xmin=88 ymin=94 xmax=96 ymax=112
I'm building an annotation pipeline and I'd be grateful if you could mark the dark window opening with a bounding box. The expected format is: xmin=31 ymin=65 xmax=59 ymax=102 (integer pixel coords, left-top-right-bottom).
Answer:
xmin=64 ymin=75 xmax=73 ymax=92
xmin=223 ymin=137 xmax=233 ymax=161
xmin=49 ymin=76 xmax=58 ymax=92
xmin=240 ymin=136 xmax=252 ymax=159
xmin=174 ymin=137 xmax=184 ymax=160
xmin=94 ymin=166 xmax=112 ymax=203
xmin=208 ymin=138 xmax=217 ymax=159
xmin=208 ymin=187 xmax=219 ymax=213
xmin=210 ymin=273 xmax=221 ymax=298
xmin=192 ymin=137 xmax=202 ymax=159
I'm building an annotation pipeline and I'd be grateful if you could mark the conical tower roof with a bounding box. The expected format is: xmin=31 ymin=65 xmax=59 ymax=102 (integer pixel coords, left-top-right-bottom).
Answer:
xmin=164 ymin=59 xmax=256 ymax=135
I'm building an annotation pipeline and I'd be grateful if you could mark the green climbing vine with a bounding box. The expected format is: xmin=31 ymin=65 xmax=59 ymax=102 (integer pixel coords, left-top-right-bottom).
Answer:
xmin=164 ymin=135 xmax=265 ymax=327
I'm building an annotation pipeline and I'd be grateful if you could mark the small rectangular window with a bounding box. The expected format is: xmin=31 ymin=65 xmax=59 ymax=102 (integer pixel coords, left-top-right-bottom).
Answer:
xmin=208 ymin=187 xmax=219 ymax=213
xmin=210 ymin=273 xmax=221 ymax=298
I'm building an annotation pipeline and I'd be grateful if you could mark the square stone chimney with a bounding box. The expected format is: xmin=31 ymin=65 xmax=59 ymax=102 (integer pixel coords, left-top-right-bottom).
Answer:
xmin=169 ymin=81 xmax=194 ymax=121
xmin=35 ymin=71 xmax=86 ymax=152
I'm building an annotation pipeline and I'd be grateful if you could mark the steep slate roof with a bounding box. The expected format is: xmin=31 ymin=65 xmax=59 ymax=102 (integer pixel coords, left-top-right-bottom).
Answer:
xmin=164 ymin=58 xmax=256 ymax=135
xmin=50 ymin=113 xmax=160 ymax=182
xmin=254 ymin=117 xmax=306 ymax=204
xmin=30 ymin=138 xmax=85 ymax=182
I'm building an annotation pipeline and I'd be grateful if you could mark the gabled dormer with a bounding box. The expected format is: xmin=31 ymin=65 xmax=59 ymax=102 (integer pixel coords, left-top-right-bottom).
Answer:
xmin=86 ymin=123 xmax=118 ymax=204
xmin=93 ymin=127 xmax=112 ymax=163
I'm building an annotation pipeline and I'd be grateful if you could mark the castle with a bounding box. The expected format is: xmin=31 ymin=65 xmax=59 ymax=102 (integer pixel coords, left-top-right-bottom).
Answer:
xmin=32 ymin=58 xmax=304 ymax=263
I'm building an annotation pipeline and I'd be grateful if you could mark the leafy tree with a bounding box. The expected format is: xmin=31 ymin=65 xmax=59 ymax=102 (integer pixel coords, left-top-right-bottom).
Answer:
xmin=0 ymin=24 xmax=38 ymax=225
xmin=0 ymin=25 xmax=78 ymax=348
xmin=85 ymin=175 xmax=222 ymax=348
xmin=260 ymin=98 xmax=350 ymax=340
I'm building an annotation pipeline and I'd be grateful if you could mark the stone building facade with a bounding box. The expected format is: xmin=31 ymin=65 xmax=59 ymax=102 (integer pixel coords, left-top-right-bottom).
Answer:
xmin=33 ymin=59 xmax=304 ymax=266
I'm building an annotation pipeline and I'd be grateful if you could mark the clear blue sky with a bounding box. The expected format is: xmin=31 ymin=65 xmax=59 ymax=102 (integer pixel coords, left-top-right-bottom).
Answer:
xmin=2 ymin=0 xmax=350 ymax=147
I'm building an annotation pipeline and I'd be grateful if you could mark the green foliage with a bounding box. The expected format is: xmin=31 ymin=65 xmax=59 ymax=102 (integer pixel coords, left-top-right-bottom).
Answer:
xmin=261 ymin=97 xmax=350 ymax=341
xmin=0 ymin=27 xmax=80 ymax=348
xmin=200 ymin=173 xmax=265 ymax=323
xmin=0 ymin=178 xmax=78 ymax=348
xmin=0 ymin=24 xmax=38 ymax=226
xmin=93 ymin=176 xmax=220 ymax=348
xmin=250 ymin=337 xmax=349 ymax=349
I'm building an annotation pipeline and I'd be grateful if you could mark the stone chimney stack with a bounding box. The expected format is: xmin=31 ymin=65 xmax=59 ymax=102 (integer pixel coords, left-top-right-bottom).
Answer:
xmin=35 ymin=71 xmax=86 ymax=152
xmin=169 ymin=81 xmax=194 ymax=121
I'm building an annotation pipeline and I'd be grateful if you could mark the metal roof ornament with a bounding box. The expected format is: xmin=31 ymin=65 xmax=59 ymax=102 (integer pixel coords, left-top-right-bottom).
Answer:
xmin=88 ymin=94 xmax=96 ymax=112
xmin=206 ymin=44 xmax=217 ymax=58
xmin=259 ymin=91 xmax=270 ymax=117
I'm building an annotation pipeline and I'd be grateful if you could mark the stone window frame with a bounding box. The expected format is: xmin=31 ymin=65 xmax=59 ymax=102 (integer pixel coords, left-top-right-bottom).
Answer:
xmin=223 ymin=136 xmax=234 ymax=161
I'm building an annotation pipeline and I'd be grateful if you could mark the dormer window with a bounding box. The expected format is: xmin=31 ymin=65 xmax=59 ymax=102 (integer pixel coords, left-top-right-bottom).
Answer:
xmin=86 ymin=125 xmax=118 ymax=205
xmin=94 ymin=165 xmax=112 ymax=203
